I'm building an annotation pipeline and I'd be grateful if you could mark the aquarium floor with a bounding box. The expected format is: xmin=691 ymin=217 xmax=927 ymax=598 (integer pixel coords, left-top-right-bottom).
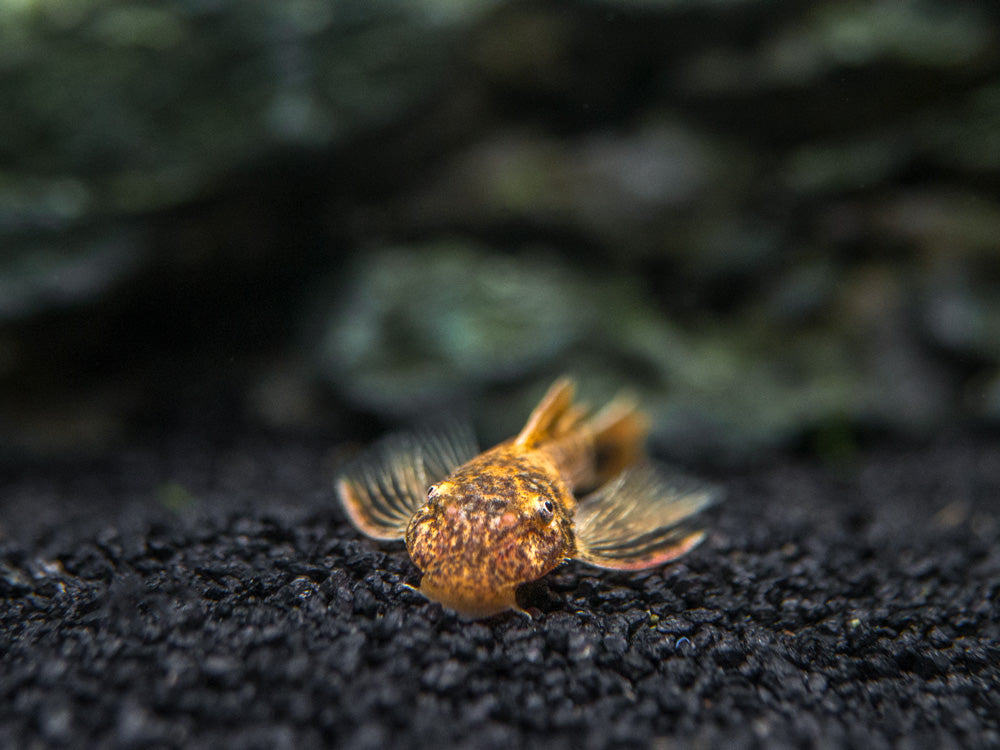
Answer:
xmin=2 ymin=429 xmax=999 ymax=748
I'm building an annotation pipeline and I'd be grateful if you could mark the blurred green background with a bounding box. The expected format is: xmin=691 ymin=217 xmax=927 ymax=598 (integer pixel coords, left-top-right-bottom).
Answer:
xmin=2 ymin=0 xmax=999 ymax=464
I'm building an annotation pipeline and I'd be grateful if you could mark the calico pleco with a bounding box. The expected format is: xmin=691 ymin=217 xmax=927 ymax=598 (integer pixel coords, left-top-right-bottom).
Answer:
xmin=337 ymin=378 xmax=718 ymax=617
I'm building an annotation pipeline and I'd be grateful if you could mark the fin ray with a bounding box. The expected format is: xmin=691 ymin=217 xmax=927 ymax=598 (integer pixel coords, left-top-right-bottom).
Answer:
xmin=514 ymin=378 xmax=576 ymax=448
xmin=573 ymin=464 xmax=720 ymax=571
xmin=337 ymin=421 xmax=479 ymax=541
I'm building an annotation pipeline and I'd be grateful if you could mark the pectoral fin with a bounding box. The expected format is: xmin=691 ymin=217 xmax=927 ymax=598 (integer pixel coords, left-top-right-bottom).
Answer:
xmin=573 ymin=464 xmax=720 ymax=571
xmin=336 ymin=421 xmax=478 ymax=540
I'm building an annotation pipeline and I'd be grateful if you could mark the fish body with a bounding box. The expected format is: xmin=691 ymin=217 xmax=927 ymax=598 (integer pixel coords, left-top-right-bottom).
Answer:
xmin=406 ymin=443 xmax=574 ymax=617
xmin=337 ymin=378 xmax=717 ymax=617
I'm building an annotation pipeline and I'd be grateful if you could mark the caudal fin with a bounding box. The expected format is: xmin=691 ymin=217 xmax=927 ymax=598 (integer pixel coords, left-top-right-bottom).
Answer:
xmin=516 ymin=378 xmax=650 ymax=489
xmin=587 ymin=395 xmax=649 ymax=488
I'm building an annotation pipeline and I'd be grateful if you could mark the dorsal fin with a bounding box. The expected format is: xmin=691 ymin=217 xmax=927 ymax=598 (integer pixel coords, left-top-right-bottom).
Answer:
xmin=514 ymin=378 xmax=577 ymax=448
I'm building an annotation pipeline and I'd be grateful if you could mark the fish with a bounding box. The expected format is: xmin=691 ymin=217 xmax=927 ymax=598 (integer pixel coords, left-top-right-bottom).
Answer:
xmin=336 ymin=378 xmax=719 ymax=617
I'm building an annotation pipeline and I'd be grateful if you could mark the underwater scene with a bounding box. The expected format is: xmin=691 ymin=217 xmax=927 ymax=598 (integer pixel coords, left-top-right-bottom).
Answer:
xmin=2 ymin=2 xmax=999 ymax=747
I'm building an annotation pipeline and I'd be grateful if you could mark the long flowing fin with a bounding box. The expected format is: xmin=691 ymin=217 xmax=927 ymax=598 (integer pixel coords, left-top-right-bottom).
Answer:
xmin=336 ymin=421 xmax=478 ymax=540
xmin=573 ymin=464 xmax=720 ymax=571
xmin=514 ymin=378 xmax=577 ymax=448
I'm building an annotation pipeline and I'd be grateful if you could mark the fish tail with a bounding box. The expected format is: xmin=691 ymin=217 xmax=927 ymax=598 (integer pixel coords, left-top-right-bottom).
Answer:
xmin=588 ymin=394 xmax=649 ymax=487
xmin=518 ymin=378 xmax=649 ymax=489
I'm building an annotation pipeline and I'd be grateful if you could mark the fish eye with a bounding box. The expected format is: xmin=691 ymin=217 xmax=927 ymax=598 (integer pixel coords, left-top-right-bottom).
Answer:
xmin=540 ymin=499 xmax=555 ymax=518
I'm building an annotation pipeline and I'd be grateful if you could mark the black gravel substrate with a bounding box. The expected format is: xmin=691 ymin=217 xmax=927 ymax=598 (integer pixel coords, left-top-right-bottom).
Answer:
xmin=2 ymin=430 xmax=999 ymax=749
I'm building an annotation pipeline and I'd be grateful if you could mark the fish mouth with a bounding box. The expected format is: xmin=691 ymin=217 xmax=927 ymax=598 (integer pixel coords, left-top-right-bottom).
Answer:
xmin=417 ymin=573 xmax=519 ymax=618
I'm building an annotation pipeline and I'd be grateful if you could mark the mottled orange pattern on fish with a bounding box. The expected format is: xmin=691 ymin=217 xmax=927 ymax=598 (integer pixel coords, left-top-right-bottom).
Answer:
xmin=337 ymin=378 xmax=718 ymax=617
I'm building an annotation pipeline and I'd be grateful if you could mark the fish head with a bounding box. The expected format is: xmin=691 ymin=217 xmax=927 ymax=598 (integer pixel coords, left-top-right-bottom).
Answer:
xmin=404 ymin=472 xmax=574 ymax=616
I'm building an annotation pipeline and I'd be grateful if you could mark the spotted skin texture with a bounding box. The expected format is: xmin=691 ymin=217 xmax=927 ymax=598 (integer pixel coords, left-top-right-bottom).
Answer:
xmin=405 ymin=443 xmax=578 ymax=616
xmin=337 ymin=378 xmax=715 ymax=618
